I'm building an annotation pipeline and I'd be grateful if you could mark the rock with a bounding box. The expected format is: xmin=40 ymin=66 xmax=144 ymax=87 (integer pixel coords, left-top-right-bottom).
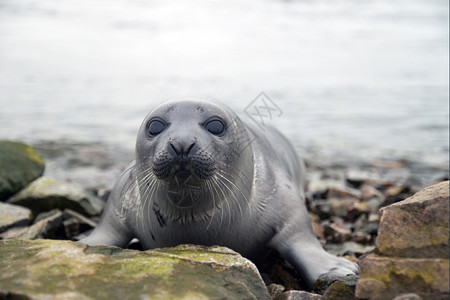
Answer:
xmin=17 ymin=209 xmax=63 ymax=239
xmin=0 ymin=210 xmax=63 ymax=240
xmin=360 ymin=184 xmax=384 ymax=202
xmin=347 ymin=201 xmax=371 ymax=218
xmin=382 ymin=185 xmax=414 ymax=207
xmin=346 ymin=169 xmax=382 ymax=187
xmin=0 ymin=140 xmax=45 ymax=200
xmin=322 ymin=280 xmax=355 ymax=300
xmin=63 ymin=217 xmax=81 ymax=239
xmin=326 ymin=198 xmax=354 ymax=218
xmin=314 ymin=272 xmax=358 ymax=295
xmin=7 ymin=177 xmax=105 ymax=217
xmin=392 ymin=293 xmax=423 ymax=300
xmin=355 ymin=181 xmax=450 ymax=299
xmin=376 ymin=181 xmax=449 ymax=258
xmin=307 ymin=178 xmax=347 ymax=198
xmin=324 ymin=242 xmax=375 ymax=257
xmin=274 ymin=290 xmax=323 ymax=300
xmin=266 ymin=283 xmax=285 ymax=298
xmin=0 ymin=226 xmax=28 ymax=239
xmin=326 ymin=186 xmax=361 ymax=200
xmin=0 ymin=239 xmax=271 ymax=300
xmin=0 ymin=202 xmax=32 ymax=233
xmin=355 ymin=254 xmax=449 ymax=300
xmin=323 ymin=221 xmax=352 ymax=243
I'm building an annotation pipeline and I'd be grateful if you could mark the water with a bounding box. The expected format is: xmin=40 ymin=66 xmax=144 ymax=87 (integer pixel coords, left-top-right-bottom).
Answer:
xmin=0 ymin=0 xmax=448 ymax=189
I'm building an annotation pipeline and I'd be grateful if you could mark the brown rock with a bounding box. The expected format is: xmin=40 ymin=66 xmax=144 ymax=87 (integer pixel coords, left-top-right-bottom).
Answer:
xmin=376 ymin=181 xmax=449 ymax=258
xmin=355 ymin=254 xmax=449 ymax=300
xmin=323 ymin=221 xmax=352 ymax=243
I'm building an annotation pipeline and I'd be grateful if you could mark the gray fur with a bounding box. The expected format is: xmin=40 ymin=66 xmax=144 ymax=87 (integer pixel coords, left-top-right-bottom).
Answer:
xmin=81 ymin=99 xmax=358 ymax=288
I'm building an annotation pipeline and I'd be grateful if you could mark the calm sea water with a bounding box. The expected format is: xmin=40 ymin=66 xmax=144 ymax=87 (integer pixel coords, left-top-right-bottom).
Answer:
xmin=0 ymin=0 xmax=448 ymax=188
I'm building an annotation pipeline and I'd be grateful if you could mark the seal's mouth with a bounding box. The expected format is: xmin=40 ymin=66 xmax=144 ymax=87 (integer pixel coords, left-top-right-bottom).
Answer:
xmin=174 ymin=170 xmax=193 ymax=181
xmin=153 ymin=150 xmax=216 ymax=182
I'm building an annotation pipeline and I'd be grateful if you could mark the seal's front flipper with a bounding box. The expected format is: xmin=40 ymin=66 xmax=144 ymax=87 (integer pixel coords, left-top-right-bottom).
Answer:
xmin=80 ymin=198 xmax=133 ymax=248
xmin=275 ymin=237 xmax=359 ymax=290
xmin=80 ymin=220 xmax=132 ymax=248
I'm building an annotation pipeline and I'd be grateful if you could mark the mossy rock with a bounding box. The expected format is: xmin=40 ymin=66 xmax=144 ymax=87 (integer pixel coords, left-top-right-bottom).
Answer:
xmin=7 ymin=177 xmax=104 ymax=217
xmin=0 ymin=141 xmax=45 ymax=201
xmin=0 ymin=239 xmax=271 ymax=300
xmin=355 ymin=254 xmax=449 ymax=300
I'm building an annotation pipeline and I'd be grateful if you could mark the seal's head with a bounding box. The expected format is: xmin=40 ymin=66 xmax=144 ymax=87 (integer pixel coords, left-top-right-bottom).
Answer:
xmin=135 ymin=98 xmax=254 ymax=223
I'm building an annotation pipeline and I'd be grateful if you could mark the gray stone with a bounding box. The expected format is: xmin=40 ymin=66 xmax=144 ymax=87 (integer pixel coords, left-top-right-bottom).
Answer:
xmin=0 ymin=140 xmax=45 ymax=200
xmin=274 ymin=290 xmax=323 ymax=300
xmin=392 ymin=293 xmax=423 ymax=300
xmin=324 ymin=241 xmax=375 ymax=256
xmin=0 ymin=202 xmax=32 ymax=232
xmin=267 ymin=283 xmax=285 ymax=298
xmin=7 ymin=177 xmax=104 ymax=217
xmin=0 ymin=239 xmax=271 ymax=300
xmin=2 ymin=210 xmax=63 ymax=240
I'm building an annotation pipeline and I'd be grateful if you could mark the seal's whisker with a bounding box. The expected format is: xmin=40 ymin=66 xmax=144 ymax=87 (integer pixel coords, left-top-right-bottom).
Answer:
xmin=204 ymin=179 xmax=216 ymax=233
xmin=215 ymin=174 xmax=244 ymax=220
xmin=215 ymin=169 xmax=251 ymax=217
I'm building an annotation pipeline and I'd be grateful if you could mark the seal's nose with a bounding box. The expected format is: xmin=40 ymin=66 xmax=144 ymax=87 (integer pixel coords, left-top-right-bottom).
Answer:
xmin=170 ymin=140 xmax=195 ymax=156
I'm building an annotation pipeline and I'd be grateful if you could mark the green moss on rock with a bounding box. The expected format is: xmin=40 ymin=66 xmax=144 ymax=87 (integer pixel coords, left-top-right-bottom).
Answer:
xmin=0 ymin=141 xmax=45 ymax=201
xmin=7 ymin=178 xmax=104 ymax=217
xmin=355 ymin=254 xmax=449 ymax=300
xmin=0 ymin=239 xmax=271 ymax=300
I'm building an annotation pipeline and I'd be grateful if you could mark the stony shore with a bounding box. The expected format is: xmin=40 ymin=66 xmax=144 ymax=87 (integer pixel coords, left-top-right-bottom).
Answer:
xmin=0 ymin=140 xmax=448 ymax=300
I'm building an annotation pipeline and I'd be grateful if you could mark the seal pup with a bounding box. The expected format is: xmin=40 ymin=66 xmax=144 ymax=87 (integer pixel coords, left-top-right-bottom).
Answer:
xmin=81 ymin=98 xmax=358 ymax=288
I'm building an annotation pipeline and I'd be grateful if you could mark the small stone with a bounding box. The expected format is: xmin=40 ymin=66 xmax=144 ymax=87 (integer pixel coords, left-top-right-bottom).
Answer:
xmin=274 ymin=290 xmax=323 ymax=300
xmin=314 ymin=273 xmax=358 ymax=295
xmin=382 ymin=185 xmax=414 ymax=207
xmin=266 ymin=283 xmax=285 ymax=298
xmin=392 ymin=293 xmax=423 ymax=300
xmin=346 ymin=169 xmax=381 ymax=187
xmin=17 ymin=209 xmax=63 ymax=239
xmin=324 ymin=221 xmax=352 ymax=243
xmin=307 ymin=179 xmax=347 ymax=198
xmin=63 ymin=217 xmax=81 ymax=239
xmin=326 ymin=198 xmax=354 ymax=218
xmin=360 ymin=184 xmax=384 ymax=201
xmin=326 ymin=186 xmax=361 ymax=200
xmin=351 ymin=231 xmax=372 ymax=244
xmin=322 ymin=280 xmax=355 ymax=300
xmin=324 ymin=241 xmax=375 ymax=257
xmin=0 ymin=202 xmax=32 ymax=232
xmin=7 ymin=177 xmax=105 ymax=217
xmin=347 ymin=201 xmax=371 ymax=218
xmin=0 ymin=226 xmax=28 ymax=239
xmin=0 ymin=140 xmax=45 ymax=200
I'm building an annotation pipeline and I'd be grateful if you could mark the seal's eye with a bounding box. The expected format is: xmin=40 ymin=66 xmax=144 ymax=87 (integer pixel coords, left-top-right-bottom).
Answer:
xmin=205 ymin=119 xmax=225 ymax=135
xmin=147 ymin=120 xmax=166 ymax=137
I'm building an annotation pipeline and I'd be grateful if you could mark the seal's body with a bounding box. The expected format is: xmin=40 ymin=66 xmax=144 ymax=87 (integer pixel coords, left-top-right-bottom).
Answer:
xmin=82 ymin=99 xmax=358 ymax=287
